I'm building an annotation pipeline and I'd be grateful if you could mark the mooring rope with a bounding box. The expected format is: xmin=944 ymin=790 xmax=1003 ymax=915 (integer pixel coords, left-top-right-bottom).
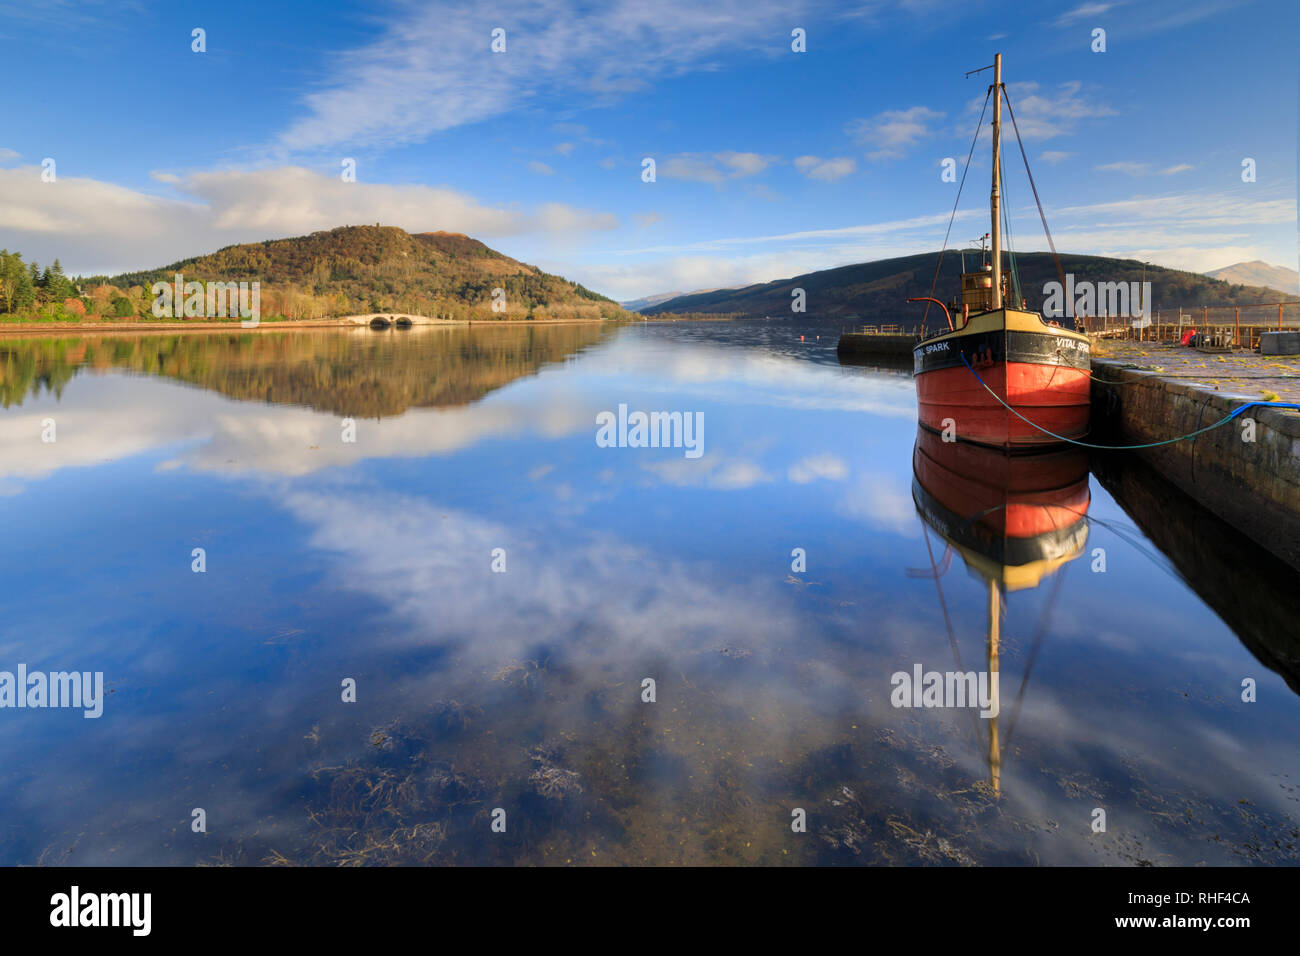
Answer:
xmin=959 ymin=351 xmax=1300 ymax=450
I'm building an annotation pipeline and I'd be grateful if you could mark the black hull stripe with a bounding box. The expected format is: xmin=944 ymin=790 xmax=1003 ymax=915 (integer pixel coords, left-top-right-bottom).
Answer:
xmin=913 ymin=329 xmax=1089 ymax=375
xmin=911 ymin=477 xmax=1089 ymax=566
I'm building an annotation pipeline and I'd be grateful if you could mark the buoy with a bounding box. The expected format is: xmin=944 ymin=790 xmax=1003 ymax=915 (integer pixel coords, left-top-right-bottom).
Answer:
xmin=800 ymin=335 xmax=804 ymax=342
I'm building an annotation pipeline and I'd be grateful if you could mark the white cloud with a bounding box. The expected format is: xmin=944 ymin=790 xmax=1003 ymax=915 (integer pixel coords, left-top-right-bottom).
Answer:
xmin=530 ymin=202 xmax=617 ymax=233
xmin=661 ymin=151 xmax=776 ymax=184
xmin=0 ymin=165 xmax=616 ymax=274
xmin=847 ymin=106 xmax=944 ymax=161
xmin=794 ymin=155 xmax=857 ymax=181
xmin=554 ymin=142 xmax=576 ymax=156
xmin=992 ymin=81 xmax=1116 ymax=140
xmin=0 ymin=147 xmax=20 ymax=163
xmin=1054 ymin=2 xmax=1120 ymax=26
xmin=1094 ymin=161 xmax=1151 ymax=175
xmin=528 ymin=160 xmax=556 ymax=175
xmin=642 ymin=457 xmax=773 ymax=490
xmin=569 ymin=210 xmax=983 ymax=299
xmin=1042 ymin=188 xmax=1297 ymax=273
xmin=570 ymin=181 xmax=1295 ymax=301
xmin=788 ymin=454 xmax=849 ymax=483
xmin=1038 ymin=150 xmax=1073 ymax=165
xmin=716 ymin=151 xmax=773 ymax=177
xmin=276 ymin=0 xmax=818 ymax=152
xmin=1094 ymin=161 xmax=1193 ymax=176
xmin=836 ymin=473 xmax=919 ymax=535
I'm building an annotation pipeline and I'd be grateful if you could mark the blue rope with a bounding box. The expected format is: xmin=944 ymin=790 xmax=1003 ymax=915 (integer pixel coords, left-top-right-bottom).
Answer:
xmin=959 ymin=351 xmax=1300 ymax=450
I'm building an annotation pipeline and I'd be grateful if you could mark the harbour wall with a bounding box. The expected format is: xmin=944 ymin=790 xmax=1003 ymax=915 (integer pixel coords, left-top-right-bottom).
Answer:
xmin=1090 ymin=357 xmax=1300 ymax=571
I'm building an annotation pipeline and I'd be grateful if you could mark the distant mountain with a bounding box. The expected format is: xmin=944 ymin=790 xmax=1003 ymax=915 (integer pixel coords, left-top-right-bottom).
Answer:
xmin=1204 ymin=261 xmax=1299 ymax=296
xmin=642 ymin=251 xmax=1299 ymax=326
xmin=94 ymin=225 xmax=624 ymax=322
xmin=621 ymin=288 xmax=720 ymax=312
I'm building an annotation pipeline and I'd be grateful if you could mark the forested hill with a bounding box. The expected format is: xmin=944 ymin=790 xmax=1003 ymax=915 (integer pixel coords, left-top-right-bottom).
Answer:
xmin=642 ymin=251 xmax=1299 ymax=325
xmin=86 ymin=225 xmax=623 ymax=321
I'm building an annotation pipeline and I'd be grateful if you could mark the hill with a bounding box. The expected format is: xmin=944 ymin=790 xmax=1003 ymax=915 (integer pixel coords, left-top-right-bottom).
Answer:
xmin=642 ymin=251 xmax=1299 ymax=326
xmin=621 ymin=288 xmax=719 ymax=312
xmin=1204 ymin=260 xmax=1299 ymax=296
xmin=78 ymin=225 xmax=623 ymax=322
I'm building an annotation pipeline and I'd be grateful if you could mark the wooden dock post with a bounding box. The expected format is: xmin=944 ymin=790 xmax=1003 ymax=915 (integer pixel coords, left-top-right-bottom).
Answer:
xmin=1235 ymin=307 xmax=1240 ymax=347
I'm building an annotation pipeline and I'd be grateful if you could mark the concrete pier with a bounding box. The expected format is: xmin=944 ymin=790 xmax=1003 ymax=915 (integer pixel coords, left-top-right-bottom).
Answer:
xmin=836 ymin=332 xmax=915 ymax=361
xmin=1089 ymin=344 xmax=1300 ymax=570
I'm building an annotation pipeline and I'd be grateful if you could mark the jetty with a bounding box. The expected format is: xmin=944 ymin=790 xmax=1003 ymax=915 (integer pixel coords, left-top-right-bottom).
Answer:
xmin=836 ymin=324 xmax=916 ymax=361
xmin=1089 ymin=338 xmax=1300 ymax=570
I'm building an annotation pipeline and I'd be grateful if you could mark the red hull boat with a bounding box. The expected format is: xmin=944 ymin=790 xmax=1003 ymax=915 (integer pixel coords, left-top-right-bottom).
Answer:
xmin=913 ymin=307 xmax=1091 ymax=447
xmin=911 ymin=53 xmax=1091 ymax=450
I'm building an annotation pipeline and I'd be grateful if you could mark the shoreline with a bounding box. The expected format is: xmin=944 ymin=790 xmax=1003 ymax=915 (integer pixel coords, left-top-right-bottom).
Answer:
xmin=0 ymin=316 xmax=627 ymax=338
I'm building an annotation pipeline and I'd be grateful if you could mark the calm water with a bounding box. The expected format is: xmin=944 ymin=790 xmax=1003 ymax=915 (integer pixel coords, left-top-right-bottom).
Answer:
xmin=1 ymin=320 xmax=1297 ymax=866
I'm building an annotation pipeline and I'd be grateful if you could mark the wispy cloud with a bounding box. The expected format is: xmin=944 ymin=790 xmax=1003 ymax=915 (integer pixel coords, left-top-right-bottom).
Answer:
xmin=993 ymin=81 xmax=1116 ymax=139
xmin=1093 ymin=161 xmax=1195 ymax=176
xmin=788 ymin=454 xmax=849 ymax=483
xmin=661 ymin=151 xmax=776 ymax=184
xmin=0 ymin=165 xmax=616 ymax=274
xmin=794 ymin=156 xmax=857 ymax=181
xmin=1094 ymin=161 xmax=1151 ymax=175
xmin=276 ymin=0 xmax=817 ymax=152
xmin=846 ymin=106 xmax=944 ymax=161
xmin=1054 ymin=2 xmax=1122 ymax=26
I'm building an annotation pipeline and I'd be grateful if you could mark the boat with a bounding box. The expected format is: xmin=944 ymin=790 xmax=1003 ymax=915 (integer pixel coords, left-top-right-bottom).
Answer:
xmin=912 ymin=54 xmax=1091 ymax=449
xmin=911 ymin=425 xmax=1090 ymax=591
xmin=909 ymin=426 xmax=1090 ymax=793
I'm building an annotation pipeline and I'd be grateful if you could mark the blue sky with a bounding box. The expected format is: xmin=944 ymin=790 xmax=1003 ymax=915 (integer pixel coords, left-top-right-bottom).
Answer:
xmin=0 ymin=0 xmax=1295 ymax=299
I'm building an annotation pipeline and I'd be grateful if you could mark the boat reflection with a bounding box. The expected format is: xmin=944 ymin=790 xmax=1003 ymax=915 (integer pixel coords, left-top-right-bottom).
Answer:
xmin=909 ymin=427 xmax=1090 ymax=794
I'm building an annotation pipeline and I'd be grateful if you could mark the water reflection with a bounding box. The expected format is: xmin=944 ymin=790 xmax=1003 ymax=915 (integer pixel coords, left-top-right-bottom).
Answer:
xmin=0 ymin=322 xmax=1297 ymax=866
xmin=910 ymin=427 xmax=1090 ymax=795
xmin=0 ymin=323 xmax=612 ymax=415
xmin=1093 ymin=451 xmax=1300 ymax=694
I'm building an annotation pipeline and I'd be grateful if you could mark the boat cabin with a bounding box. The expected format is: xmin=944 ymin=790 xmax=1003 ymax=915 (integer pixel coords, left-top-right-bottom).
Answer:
xmin=952 ymin=266 xmax=1010 ymax=317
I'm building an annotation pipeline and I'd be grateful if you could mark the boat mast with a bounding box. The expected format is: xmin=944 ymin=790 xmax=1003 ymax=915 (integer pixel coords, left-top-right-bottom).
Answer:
xmin=990 ymin=53 xmax=1003 ymax=311
xmin=987 ymin=578 xmax=1001 ymax=795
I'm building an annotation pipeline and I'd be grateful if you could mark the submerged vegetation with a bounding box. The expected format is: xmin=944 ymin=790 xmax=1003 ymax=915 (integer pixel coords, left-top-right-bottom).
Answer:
xmin=177 ymin=654 xmax=1300 ymax=867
